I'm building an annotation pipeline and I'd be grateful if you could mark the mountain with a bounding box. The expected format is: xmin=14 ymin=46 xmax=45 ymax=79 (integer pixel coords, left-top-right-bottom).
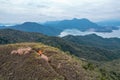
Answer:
xmin=0 ymin=25 xmax=5 ymax=29
xmin=8 ymin=22 xmax=60 ymax=36
xmin=0 ymin=29 xmax=120 ymax=61
xmin=0 ymin=18 xmax=119 ymax=36
xmin=97 ymin=20 xmax=120 ymax=26
xmin=44 ymin=18 xmax=119 ymax=32
xmin=101 ymin=58 xmax=120 ymax=73
xmin=0 ymin=43 xmax=120 ymax=80
xmin=63 ymin=34 xmax=120 ymax=50
xmin=0 ymin=28 xmax=47 ymax=44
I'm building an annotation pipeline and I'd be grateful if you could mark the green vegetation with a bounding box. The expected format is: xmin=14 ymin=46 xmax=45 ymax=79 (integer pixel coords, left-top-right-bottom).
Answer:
xmin=0 ymin=29 xmax=120 ymax=80
xmin=63 ymin=34 xmax=120 ymax=50
xmin=0 ymin=29 xmax=120 ymax=61
xmin=0 ymin=43 xmax=119 ymax=80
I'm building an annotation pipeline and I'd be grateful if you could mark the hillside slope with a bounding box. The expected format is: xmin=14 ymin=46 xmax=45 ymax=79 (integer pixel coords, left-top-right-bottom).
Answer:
xmin=0 ymin=29 xmax=120 ymax=61
xmin=63 ymin=34 xmax=120 ymax=50
xmin=0 ymin=43 xmax=119 ymax=80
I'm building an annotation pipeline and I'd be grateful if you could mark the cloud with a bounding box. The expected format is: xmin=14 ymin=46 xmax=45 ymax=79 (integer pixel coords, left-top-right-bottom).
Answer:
xmin=0 ymin=0 xmax=120 ymax=23
xmin=59 ymin=28 xmax=120 ymax=38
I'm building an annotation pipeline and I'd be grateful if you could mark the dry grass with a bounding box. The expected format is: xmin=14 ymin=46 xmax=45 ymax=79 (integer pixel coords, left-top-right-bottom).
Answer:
xmin=0 ymin=42 xmax=115 ymax=80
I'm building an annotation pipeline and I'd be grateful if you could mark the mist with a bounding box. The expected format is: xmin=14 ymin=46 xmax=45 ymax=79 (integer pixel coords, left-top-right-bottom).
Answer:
xmin=59 ymin=28 xmax=120 ymax=38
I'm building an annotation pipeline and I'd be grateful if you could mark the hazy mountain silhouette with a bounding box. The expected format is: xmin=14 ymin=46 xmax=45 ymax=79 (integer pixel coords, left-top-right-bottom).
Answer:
xmin=44 ymin=18 xmax=119 ymax=32
xmin=0 ymin=18 xmax=119 ymax=36
xmin=8 ymin=22 xmax=60 ymax=36
xmin=97 ymin=20 xmax=120 ymax=26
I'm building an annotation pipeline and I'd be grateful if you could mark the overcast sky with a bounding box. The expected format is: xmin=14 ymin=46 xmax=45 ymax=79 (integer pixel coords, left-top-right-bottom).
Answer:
xmin=0 ymin=0 xmax=120 ymax=24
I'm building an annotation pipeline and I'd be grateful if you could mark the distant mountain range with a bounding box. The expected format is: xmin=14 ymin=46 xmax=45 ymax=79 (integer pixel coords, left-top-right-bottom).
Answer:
xmin=97 ymin=20 xmax=120 ymax=26
xmin=8 ymin=22 xmax=60 ymax=36
xmin=0 ymin=18 xmax=119 ymax=36
xmin=43 ymin=18 xmax=119 ymax=32
xmin=0 ymin=25 xmax=5 ymax=29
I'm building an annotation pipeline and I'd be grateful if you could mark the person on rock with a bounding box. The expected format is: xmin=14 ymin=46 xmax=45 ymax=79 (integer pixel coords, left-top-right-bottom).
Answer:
xmin=33 ymin=48 xmax=49 ymax=62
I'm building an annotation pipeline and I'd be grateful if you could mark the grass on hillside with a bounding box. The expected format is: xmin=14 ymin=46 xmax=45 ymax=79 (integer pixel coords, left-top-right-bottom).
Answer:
xmin=0 ymin=42 xmax=120 ymax=80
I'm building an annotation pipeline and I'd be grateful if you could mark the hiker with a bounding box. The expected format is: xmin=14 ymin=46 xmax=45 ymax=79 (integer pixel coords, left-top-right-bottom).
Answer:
xmin=38 ymin=50 xmax=43 ymax=56
xmin=33 ymin=48 xmax=49 ymax=62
